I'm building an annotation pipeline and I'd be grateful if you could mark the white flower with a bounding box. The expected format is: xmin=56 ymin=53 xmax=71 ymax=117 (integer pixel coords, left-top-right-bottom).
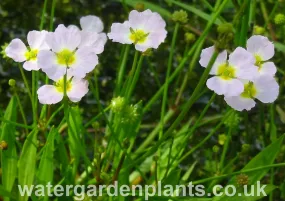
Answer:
xmin=38 ymin=24 xmax=98 ymax=80
xmin=246 ymin=35 xmax=276 ymax=77
xmin=68 ymin=15 xmax=107 ymax=54
xmin=37 ymin=76 xmax=89 ymax=105
xmin=108 ymin=9 xmax=167 ymax=52
xmin=199 ymin=46 xmax=258 ymax=96
xmin=5 ymin=30 xmax=49 ymax=71
xmin=224 ymin=76 xmax=279 ymax=111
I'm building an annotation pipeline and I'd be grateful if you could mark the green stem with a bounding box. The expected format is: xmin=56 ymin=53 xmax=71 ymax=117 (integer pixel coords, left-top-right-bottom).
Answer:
xmin=115 ymin=45 xmax=131 ymax=96
xmin=160 ymin=23 xmax=179 ymax=140
xmin=123 ymin=51 xmax=139 ymax=97
xmin=14 ymin=91 xmax=28 ymax=133
xmin=126 ymin=54 xmax=144 ymax=99
xmin=49 ymin=0 xmax=57 ymax=31
xmin=219 ymin=126 xmax=232 ymax=170
xmin=178 ymin=110 xmax=232 ymax=164
xmin=192 ymin=163 xmax=285 ymax=185
xmin=18 ymin=64 xmax=33 ymax=108
xmin=39 ymin=0 xmax=48 ymax=30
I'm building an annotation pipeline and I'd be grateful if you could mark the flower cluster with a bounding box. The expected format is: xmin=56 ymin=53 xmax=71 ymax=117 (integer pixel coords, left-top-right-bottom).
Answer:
xmin=200 ymin=35 xmax=279 ymax=111
xmin=5 ymin=10 xmax=167 ymax=105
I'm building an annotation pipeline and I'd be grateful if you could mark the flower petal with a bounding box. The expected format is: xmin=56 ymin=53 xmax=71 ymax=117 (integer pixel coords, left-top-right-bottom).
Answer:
xmin=199 ymin=46 xmax=227 ymax=75
xmin=68 ymin=25 xmax=80 ymax=32
xmin=23 ymin=61 xmax=40 ymax=71
xmin=229 ymin=47 xmax=258 ymax=80
xmin=78 ymin=31 xmax=100 ymax=49
xmin=107 ymin=22 xmax=132 ymax=44
xmin=206 ymin=76 xmax=244 ymax=96
xmin=5 ymin=39 xmax=27 ymax=62
xmin=128 ymin=9 xmax=153 ymax=30
xmin=37 ymin=85 xmax=63 ymax=104
xmin=80 ymin=15 xmax=104 ymax=33
xmin=259 ymin=62 xmax=277 ymax=77
xmin=254 ymin=75 xmax=279 ymax=103
xmin=68 ymin=47 xmax=98 ymax=78
xmin=224 ymin=96 xmax=256 ymax=111
xmin=246 ymin=35 xmax=274 ymax=61
xmin=37 ymin=50 xmax=66 ymax=81
xmin=27 ymin=30 xmax=50 ymax=50
xmin=67 ymin=78 xmax=89 ymax=102
xmin=46 ymin=24 xmax=81 ymax=52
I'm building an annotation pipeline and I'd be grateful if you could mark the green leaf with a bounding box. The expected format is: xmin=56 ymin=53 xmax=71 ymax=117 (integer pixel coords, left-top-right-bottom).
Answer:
xmin=165 ymin=0 xmax=222 ymax=25
xmin=18 ymin=129 xmax=38 ymax=201
xmin=37 ymin=128 xmax=56 ymax=184
xmin=0 ymin=96 xmax=18 ymax=201
xmin=274 ymin=42 xmax=285 ymax=53
xmin=117 ymin=0 xmax=171 ymax=18
xmin=0 ymin=185 xmax=15 ymax=199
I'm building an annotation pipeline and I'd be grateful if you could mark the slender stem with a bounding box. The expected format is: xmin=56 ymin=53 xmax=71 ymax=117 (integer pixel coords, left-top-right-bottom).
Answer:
xmin=260 ymin=0 xmax=277 ymax=41
xmin=123 ymin=51 xmax=139 ymax=97
xmin=126 ymin=54 xmax=144 ymax=99
xmin=220 ymin=126 xmax=232 ymax=170
xmin=49 ymin=0 xmax=57 ymax=31
xmin=14 ymin=91 xmax=28 ymax=133
xmin=18 ymin=65 xmax=33 ymax=107
xmin=84 ymin=106 xmax=111 ymax=128
xmin=192 ymin=163 xmax=285 ymax=185
xmin=39 ymin=0 xmax=48 ymax=30
xmin=160 ymin=23 xmax=179 ymax=140
xmin=178 ymin=110 xmax=232 ymax=164
xmin=115 ymin=45 xmax=131 ymax=96
xmin=45 ymin=104 xmax=64 ymax=128
xmin=0 ymin=117 xmax=33 ymax=129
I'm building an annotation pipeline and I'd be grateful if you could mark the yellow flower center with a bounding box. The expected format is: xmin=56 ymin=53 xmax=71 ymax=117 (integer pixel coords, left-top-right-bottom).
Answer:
xmin=254 ymin=54 xmax=263 ymax=71
xmin=217 ymin=63 xmax=236 ymax=80
xmin=55 ymin=78 xmax=72 ymax=93
xmin=25 ymin=49 xmax=38 ymax=61
xmin=129 ymin=28 xmax=149 ymax=44
xmin=57 ymin=49 xmax=76 ymax=66
xmin=241 ymin=82 xmax=257 ymax=98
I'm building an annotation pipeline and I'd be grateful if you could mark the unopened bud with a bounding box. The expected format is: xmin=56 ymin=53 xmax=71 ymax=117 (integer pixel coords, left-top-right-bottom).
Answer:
xmin=215 ymin=23 xmax=234 ymax=50
xmin=1 ymin=43 xmax=8 ymax=59
xmin=135 ymin=3 xmax=145 ymax=12
xmin=275 ymin=14 xmax=285 ymax=25
xmin=212 ymin=145 xmax=220 ymax=153
xmin=172 ymin=10 xmax=188 ymax=24
xmin=236 ymin=174 xmax=249 ymax=186
xmin=241 ymin=144 xmax=250 ymax=154
xmin=218 ymin=134 xmax=227 ymax=145
xmin=224 ymin=112 xmax=240 ymax=128
xmin=110 ymin=96 xmax=126 ymax=113
xmin=253 ymin=25 xmax=265 ymax=35
xmin=8 ymin=79 xmax=16 ymax=87
xmin=185 ymin=32 xmax=196 ymax=43
xmin=0 ymin=141 xmax=8 ymax=150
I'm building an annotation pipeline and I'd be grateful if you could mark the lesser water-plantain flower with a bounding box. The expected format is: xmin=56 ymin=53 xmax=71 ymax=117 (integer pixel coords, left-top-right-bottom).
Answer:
xmin=199 ymin=46 xmax=258 ymax=96
xmin=5 ymin=30 xmax=49 ymax=71
xmin=246 ymin=35 xmax=276 ymax=77
xmin=108 ymin=9 xmax=167 ymax=52
xmin=37 ymin=24 xmax=98 ymax=80
xmin=224 ymin=75 xmax=279 ymax=111
xmin=37 ymin=75 xmax=89 ymax=105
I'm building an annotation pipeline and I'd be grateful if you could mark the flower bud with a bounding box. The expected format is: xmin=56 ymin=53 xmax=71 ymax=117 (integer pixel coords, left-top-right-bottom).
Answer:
xmin=135 ymin=3 xmax=145 ymax=12
xmin=185 ymin=32 xmax=196 ymax=43
xmin=218 ymin=134 xmax=227 ymax=145
xmin=8 ymin=79 xmax=16 ymax=87
xmin=172 ymin=10 xmax=188 ymax=24
xmin=121 ymin=104 xmax=139 ymax=123
xmin=236 ymin=174 xmax=249 ymax=186
xmin=241 ymin=144 xmax=250 ymax=154
xmin=224 ymin=112 xmax=240 ymax=128
xmin=212 ymin=145 xmax=220 ymax=153
xmin=110 ymin=96 xmax=126 ymax=113
xmin=0 ymin=141 xmax=8 ymax=150
xmin=274 ymin=14 xmax=285 ymax=25
xmin=215 ymin=23 xmax=234 ymax=50
xmin=253 ymin=25 xmax=265 ymax=35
